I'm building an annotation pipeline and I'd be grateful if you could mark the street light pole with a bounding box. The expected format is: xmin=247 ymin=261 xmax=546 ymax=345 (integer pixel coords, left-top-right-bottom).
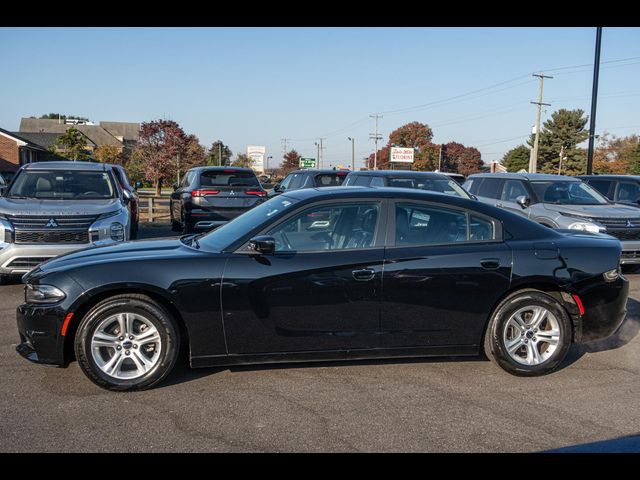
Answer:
xmin=586 ymin=27 xmax=603 ymax=175
xmin=348 ymin=137 xmax=355 ymax=170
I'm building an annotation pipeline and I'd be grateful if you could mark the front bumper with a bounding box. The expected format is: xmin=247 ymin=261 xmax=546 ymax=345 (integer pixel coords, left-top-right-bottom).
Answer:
xmin=16 ymin=302 xmax=68 ymax=366
xmin=620 ymin=240 xmax=640 ymax=264
xmin=0 ymin=242 xmax=88 ymax=275
xmin=579 ymin=275 xmax=630 ymax=342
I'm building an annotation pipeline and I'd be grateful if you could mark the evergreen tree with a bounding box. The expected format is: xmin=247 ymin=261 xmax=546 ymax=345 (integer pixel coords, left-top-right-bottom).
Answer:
xmin=502 ymin=145 xmax=530 ymax=172
xmin=528 ymin=108 xmax=589 ymax=175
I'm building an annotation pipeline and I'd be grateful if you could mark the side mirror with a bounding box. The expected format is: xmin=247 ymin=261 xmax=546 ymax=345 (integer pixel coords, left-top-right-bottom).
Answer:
xmin=172 ymin=182 xmax=178 ymax=191
xmin=0 ymin=186 xmax=5 ymax=196
xmin=516 ymin=195 xmax=531 ymax=209
xmin=273 ymin=183 xmax=281 ymax=192
xmin=122 ymin=189 xmax=132 ymax=205
xmin=134 ymin=181 xmax=143 ymax=190
xmin=248 ymin=235 xmax=276 ymax=255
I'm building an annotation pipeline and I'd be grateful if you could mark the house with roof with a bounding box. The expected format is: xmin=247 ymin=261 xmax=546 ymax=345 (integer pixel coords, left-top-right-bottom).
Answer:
xmin=18 ymin=118 xmax=140 ymax=156
xmin=0 ymin=127 xmax=61 ymax=180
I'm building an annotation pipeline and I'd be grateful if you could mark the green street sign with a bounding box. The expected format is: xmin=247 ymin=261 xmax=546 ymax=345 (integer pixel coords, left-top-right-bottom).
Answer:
xmin=299 ymin=157 xmax=316 ymax=168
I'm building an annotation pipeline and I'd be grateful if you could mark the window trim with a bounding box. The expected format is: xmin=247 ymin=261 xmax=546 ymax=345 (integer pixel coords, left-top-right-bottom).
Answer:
xmin=387 ymin=199 xmax=503 ymax=249
xmin=233 ymin=198 xmax=389 ymax=255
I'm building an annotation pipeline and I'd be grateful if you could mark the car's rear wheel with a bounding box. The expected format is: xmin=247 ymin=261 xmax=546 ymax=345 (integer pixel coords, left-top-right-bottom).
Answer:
xmin=181 ymin=207 xmax=192 ymax=234
xmin=75 ymin=294 xmax=180 ymax=391
xmin=484 ymin=289 xmax=572 ymax=376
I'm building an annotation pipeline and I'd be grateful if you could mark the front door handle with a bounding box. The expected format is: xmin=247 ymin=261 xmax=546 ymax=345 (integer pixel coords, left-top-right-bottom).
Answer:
xmin=352 ymin=268 xmax=375 ymax=281
xmin=480 ymin=258 xmax=501 ymax=270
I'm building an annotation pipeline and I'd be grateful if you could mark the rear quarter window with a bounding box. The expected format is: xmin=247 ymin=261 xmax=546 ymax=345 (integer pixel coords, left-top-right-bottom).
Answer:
xmin=476 ymin=178 xmax=504 ymax=199
xmin=314 ymin=174 xmax=347 ymax=187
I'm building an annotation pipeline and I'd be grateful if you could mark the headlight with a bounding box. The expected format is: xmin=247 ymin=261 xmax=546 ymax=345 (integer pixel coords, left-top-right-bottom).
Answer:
xmin=568 ymin=222 xmax=605 ymax=233
xmin=99 ymin=210 xmax=122 ymax=220
xmin=25 ymin=284 xmax=66 ymax=304
xmin=110 ymin=222 xmax=125 ymax=241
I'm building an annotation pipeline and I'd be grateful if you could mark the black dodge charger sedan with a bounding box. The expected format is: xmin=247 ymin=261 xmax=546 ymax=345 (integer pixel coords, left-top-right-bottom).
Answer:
xmin=16 ymin=187 xmax=629 ymax=391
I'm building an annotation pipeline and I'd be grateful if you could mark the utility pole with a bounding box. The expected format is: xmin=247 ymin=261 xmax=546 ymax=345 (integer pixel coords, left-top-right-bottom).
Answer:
xmin=586 ymin=27 xmax=603 ymax=175
xmin=438 ymin=144 xmax=443 ymax=171
xmin=528 ymin=73 xmax=553 ymax=173
xmin=218 ymin=142 xmax=222 ymax=166
xmin=281 ymin=138 xmax=288 ymax=164
xmin=348 ymin=137 xmax=355 ymax=170
xmin=369 ymin=114 xmax=383 ymax=170
xmin=558 ymin=145 xmax=566 ymax=175
xmin=315 ymin=138 xmax=325 ymax=168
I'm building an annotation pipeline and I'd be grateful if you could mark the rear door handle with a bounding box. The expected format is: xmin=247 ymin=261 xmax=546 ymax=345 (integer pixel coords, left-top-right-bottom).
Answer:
xmin=495 ymin=202 xmax=503 ymax=208
xmin=480 ymin=258 xmax=501 ymax=270
xmin=352 ymin=268 xmax=375 ymax=281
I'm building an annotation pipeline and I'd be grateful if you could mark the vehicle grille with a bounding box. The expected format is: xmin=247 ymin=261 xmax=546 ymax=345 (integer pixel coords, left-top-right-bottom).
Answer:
xmin=607 ymin=229 xmax=640 ymax=241
xmin=7 ymin=257 xmax=52 ymax=269
xmin=592 ymin=217 xmax=640 ymax=229
xmin=621 ymin=251 xmax=640 ymax=259
xmin=7 ymin=214 xmax=98 ymax=229
xmin=14 ymin=230 xmax=89 ymax=244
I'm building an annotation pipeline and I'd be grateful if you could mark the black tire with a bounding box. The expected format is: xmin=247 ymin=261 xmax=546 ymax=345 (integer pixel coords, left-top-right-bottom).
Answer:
xmin=484 ymin=289 xmax=572 ymax=376
xmin=129 ymin=221 xmax=138 ymax=240
xmin=75 ymin=294 xmax=180 ymax=391
xmin=0 ymin=274 xmax=6 ymax=285
xmin=181 ymin=207 xmax=192 ymax=234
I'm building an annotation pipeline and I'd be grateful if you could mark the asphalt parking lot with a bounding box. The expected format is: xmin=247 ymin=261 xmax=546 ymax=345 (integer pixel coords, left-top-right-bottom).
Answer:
xmin=1 ymin=223 xmax=639 ymax=452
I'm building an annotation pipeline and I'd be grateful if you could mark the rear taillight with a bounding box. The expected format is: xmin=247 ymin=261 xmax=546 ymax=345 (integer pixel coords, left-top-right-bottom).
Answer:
xmin=245 ymin=190 xmax=267 ymax=197
xmin=191 ymin=189 xmax=220 ymax=197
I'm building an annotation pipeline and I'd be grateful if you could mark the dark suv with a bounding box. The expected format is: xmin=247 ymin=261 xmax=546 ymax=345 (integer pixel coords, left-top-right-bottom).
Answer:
xmin=577 ymin=175 xmax=640 ymax=209
xmin=170 ymin=166 xmax=267 ymax=233
xmin=269 ymin=169 xmax=349 ymax=197
xmin=343 ymin=170 xmax=473 ymax=199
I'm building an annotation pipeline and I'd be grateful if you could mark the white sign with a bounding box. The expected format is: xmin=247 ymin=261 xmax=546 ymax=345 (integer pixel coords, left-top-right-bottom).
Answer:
xmin=247 ymin=145 xmax=266 ymax=173
xmin=390 ymin=147 xmax=414 ymax=163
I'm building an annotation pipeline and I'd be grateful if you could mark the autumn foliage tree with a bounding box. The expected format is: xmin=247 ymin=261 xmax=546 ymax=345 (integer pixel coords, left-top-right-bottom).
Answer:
xmin=368 ymin=122 xmax=437 ymax=170
xmin=135 ymin=120 xmax=189 ymax=196
xmin=94 ymin=145 xmax=124 ymax=165
xmin=232 ymin=154 xmax=253 ymax=168
xmin=52 ymin=127 xmax=90 ymax=161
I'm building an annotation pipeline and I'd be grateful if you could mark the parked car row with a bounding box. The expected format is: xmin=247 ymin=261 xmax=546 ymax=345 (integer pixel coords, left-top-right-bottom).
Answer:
xmin=3 ymin=162 xmax=634 ymax=392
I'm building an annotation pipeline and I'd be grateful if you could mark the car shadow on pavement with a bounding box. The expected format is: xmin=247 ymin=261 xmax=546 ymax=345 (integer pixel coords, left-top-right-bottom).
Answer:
xmin=562 ymin=297 xmax=640 ymax=367
xmin=159 ymin=353 xmax=483 ymax=388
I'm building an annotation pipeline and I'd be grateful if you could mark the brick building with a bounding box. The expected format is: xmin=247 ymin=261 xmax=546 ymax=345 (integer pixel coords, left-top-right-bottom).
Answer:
xmin=0 ymin=128 xmax=57 ymax=180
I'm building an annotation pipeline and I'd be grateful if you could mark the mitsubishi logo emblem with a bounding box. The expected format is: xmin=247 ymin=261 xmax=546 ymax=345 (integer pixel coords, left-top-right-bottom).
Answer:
xmin=627 ymin=220 xmax=635 ymax=228
xmin=45 ymin=218 xmax=58 ymax=228
xmin=229 ymin=190 xmax=235 ymax=196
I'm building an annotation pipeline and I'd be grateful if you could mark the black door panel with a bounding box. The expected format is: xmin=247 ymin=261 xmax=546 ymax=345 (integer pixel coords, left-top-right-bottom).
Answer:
xmin=222 ymin=250 xmax=384 ymax=354
xmin=382 ymin=244 xmax=512 ymax=348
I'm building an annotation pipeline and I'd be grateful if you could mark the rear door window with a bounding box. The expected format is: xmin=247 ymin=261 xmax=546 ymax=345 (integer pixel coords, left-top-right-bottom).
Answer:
xmin=476 ymin=178 xmax=504 ymax=199
xmin=314 ymin=174 xmax=347 ymax=187
xmin=200 ymin=170 xmax=259 ymax=187
xmin=500 ymin=180 xmax=528 ymax=202
xmin=615 ymin=181 xmax=640 ymax=204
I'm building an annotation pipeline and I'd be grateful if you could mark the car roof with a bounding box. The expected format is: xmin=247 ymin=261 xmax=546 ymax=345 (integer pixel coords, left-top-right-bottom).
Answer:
xmin=467 ymin=172 xmax=581 ymax=182
xmin=22 ymin=161 xmax=111 ymax=171
xmin=578 ymin=175 xmax=640 ymax=181
xmin=348 ymin=170 xmax=451 ymax=179
xmin=288 ymin=169 xmax=351 ymax=175
xmin=188 ymin=166 xmax=256 ymax=173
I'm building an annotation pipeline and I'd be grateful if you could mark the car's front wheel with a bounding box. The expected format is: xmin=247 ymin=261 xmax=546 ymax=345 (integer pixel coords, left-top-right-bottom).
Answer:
xmin=484 ymin=289 xmax=572 ymax=376
xmin=75 ymin=294 xmax=180 ymax=391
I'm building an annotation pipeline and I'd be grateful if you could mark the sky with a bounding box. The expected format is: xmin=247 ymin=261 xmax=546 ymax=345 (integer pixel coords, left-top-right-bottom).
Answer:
xmin=1 ymin=27 xmax=639 ymax=170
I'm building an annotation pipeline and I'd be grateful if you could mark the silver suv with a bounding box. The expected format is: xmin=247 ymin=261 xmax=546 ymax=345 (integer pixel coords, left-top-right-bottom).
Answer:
xmin=0 ymin=161 xmax=132 ymax=280
xmin=464 ymin=172 xmax=640 ymax=264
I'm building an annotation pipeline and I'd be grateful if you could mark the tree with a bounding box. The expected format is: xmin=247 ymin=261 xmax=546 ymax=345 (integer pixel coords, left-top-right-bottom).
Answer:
xmin=531 ymin=108 xmax=589 ymax=175
xmin=182 ymin=135 xmax=207 ymax=170
xmin=94 ymin=145 xmax=123 ymax=165
xmin=385 ymin=122 xmax=436 ymax=170
xmin=502 ymin=145 xmax=530 ymax=172
xmin=207 ymin=141 xmax=233 ymax=166
xmin=134 ymin=119 xmax=188 ymax=196
xmin=52 ymin=127 xmax=90 ymax=161
xmin=593 ymin=133 xmax=639 ymax=174
xmin=629 ymin=141 xmax=640 ymax=175
xmin=441 ymin=142 xmax=483 ymax=176
xmin=231 ymin=154 xmax=253 ymax=168
xmin=282 ymin=149 xmax=301 ymax=173
xmin=39 ymin=113 xmax=90 ymax=122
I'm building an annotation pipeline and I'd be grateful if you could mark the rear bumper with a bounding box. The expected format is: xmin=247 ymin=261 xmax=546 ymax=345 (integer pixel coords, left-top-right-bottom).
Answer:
xmin=579 ymin=275 xmax=629 ymax=342
xmin=186 ymin=208 xmax=252 ymax=230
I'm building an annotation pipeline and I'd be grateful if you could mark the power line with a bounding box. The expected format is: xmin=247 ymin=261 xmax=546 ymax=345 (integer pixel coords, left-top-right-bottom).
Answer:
xmin=369 ymin=114 xmax=383 ymax=170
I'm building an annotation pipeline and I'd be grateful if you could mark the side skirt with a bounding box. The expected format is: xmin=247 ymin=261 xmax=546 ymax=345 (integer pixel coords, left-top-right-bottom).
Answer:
xmin=190 ymin=345 xmax=480 ymax=368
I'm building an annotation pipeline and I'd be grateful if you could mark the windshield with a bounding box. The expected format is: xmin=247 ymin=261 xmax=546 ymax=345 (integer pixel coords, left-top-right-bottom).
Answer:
xmin=198 ymin=196 xmax=300 ymax=251
xmin=530 ymin=181 xmax=609 ymax=206
xmin=201 ymin=170 xmax=259 ymax=187
xmin=389 ymin=177 xmax=471 ymax=199
xmin=8 ymin=170 xmax=116 ymax=200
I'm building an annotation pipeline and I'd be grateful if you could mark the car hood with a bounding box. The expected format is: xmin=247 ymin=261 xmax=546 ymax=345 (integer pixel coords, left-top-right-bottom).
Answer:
xmin=0 ymin=197 xmax=123 ymax=216
xmin=542 ymin=203 xmax=640 ymax=219
xmin=31 ymin=237 xmax=196 ymax=276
